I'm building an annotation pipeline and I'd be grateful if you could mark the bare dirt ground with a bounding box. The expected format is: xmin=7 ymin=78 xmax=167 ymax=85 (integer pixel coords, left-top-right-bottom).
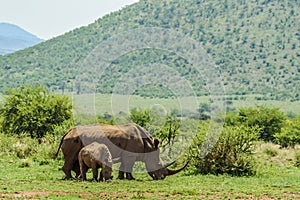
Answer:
xmin=0 ymin=191 xmax=92 ymax=199
xmin=1 ymin=191 xmax=298 ymax=200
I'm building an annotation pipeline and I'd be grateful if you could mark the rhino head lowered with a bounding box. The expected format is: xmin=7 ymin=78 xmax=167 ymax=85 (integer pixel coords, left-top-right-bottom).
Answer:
xmin=55 ymin=123 xmax=188 ymax=180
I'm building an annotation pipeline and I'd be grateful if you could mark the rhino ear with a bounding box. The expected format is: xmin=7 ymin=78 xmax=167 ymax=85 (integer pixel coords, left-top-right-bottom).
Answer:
xmin=102 ymin=158 xmax=108 ymax=165
xmin=154 ymin=138 xmax=159 ymax=149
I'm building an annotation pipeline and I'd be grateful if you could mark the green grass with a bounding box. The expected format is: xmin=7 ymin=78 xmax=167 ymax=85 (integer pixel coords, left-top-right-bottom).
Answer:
xmin=228 ymin=98 xmax=300 ymax=115
xmin=72 ymin=94 xmax=206 ymax=116
xmin=1 ymin=147 xmax=299 ymax=199
xmin=71 ymin=94 xmax=300 ymax=116
xmin=2 ymin=93 xmax=299 ymax=116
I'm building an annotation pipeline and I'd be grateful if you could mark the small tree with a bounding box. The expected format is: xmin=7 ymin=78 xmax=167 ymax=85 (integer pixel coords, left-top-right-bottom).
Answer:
xmin=0 ymin=86 xmax=73 ymax=138
xmin=154 ymin=115 xmax=180 ymax=147
xmin=129 ymin=108 xmax=181 ymax=151
xmin=154 ymin=115 xmax=181 ymax=157
xmin=129 ymin=108 xmax=151 ymax=128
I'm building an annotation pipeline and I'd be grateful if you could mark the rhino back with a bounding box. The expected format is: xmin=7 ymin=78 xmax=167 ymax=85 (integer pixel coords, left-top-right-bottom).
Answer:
xmin=83 ymin=142 xmax=112 ymax=166
xmin=75 ymin=124 xmax=156 ymax=156
xmin=139 ymin=125 xmax=156 ymax=151
xmin=76 ymin=124 xmax=128 ymax=157
xmin=120 ymin=124 xmax=154 ymax=153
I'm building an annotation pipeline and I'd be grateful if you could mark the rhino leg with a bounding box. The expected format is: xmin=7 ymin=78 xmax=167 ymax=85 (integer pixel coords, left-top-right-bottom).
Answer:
xmin=62 ymin=158 xmax=76 ymax=180
xmin=80 ymin=165 xmax=88 ymax=181
xmin=119 ymin=156 xmax=136 ymax=180
xmin=118 ymin=171 xmax=125 ymax=180
xmin=99 ymin=169 xmax=103 ymax=182
xmin=73 ymin=160 xmax=81 ymax=178
xmin=126 ymin=173 xmax=135 ymax=180
xmin=78 ymin=154 xmax=88 ymax=181
xmin=117 ymin=157 xmax=125 ymax=179
xmin=91 ymin=162 xmax=99 ymax=182
xmin=62 ymin=141 xmax=82 ymax=180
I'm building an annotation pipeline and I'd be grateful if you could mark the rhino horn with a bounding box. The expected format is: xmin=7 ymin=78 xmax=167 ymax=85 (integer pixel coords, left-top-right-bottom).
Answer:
xmin=166 ymin=161 xmax=189 ymax=176
xmin=163 ymin=160 xmax=176 ymax=168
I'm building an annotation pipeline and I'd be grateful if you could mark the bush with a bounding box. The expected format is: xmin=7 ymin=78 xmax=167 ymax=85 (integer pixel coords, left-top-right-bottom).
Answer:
xmin=0 ymin=132 xmax=37 ymax=158
xmin=227 ymin=105 xmax=286 ymax=142
xmin=274 ymin=119 xmax=300 ymax=148
xmin=0 ymin=130 xmax=62 ymax=161
xmin=0 ymin=86 xmax=73 ymax=138
xmin=189 ymin=125 xmax=260 ymax=176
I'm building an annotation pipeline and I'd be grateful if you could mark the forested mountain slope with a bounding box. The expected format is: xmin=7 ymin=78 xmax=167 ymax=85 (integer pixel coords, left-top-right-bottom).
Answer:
xmin=0 ymin=0 xmax=299 ymax=100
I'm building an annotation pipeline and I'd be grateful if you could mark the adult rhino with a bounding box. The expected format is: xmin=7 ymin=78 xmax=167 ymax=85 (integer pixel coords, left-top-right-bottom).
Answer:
xmin=55 ymin=123 xmax=188 ymax=180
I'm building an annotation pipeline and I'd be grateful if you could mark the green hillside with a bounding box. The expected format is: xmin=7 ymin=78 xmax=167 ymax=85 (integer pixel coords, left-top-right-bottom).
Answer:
xmin=0 ymin=0 xmax=299 ymax=100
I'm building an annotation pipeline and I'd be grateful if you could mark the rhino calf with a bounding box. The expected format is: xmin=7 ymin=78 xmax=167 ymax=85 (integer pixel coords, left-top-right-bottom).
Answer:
xmin=78 ymin=142 xmax=113 ymax=182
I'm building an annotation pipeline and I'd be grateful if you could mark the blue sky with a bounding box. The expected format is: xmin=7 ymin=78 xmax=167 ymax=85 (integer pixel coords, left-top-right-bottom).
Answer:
xmin=0 ymin=0 xmax=138 ymax=39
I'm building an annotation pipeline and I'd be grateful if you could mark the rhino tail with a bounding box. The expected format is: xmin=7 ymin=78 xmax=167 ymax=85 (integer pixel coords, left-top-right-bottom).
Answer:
xmin=54 ymin=128 xmax=72 ymax=158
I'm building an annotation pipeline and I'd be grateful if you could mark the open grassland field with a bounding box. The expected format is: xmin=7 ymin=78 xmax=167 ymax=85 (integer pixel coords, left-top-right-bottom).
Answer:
xmin=72 ymin=94 xmax=300 ymax=116
xmin=0 ymin=142 xmax=299 ymax=199
xmin=1 ymin=94 xmax=299 ymax=116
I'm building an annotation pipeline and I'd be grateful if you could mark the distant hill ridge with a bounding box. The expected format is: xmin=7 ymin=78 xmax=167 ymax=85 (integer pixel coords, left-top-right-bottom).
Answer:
xmin=0 ymin=23 xmax=44 ymax=55
xmin=0 ymin=0 xmax=299 ymax=101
